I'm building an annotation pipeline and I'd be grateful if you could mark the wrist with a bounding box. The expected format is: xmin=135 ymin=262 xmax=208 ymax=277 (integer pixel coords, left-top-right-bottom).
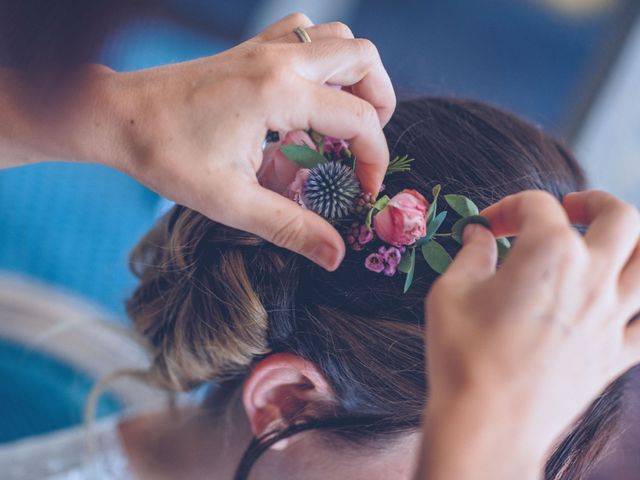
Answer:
xmin=64 ymin=65 xmax=135 ymax=171
xmin=417 ymin=391 xmax=545 ymax=480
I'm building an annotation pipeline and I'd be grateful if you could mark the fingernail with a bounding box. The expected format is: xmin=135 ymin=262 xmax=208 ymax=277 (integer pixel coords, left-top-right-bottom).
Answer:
xmin=463 ymin=224 xmax=480 ymax=244
xmin=309 ymin=242 xmax=344 ymax=271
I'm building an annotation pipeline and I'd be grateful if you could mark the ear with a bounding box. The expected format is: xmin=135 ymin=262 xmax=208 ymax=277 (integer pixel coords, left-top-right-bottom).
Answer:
xmin=242 ymin=353 xmax=334 ymax=449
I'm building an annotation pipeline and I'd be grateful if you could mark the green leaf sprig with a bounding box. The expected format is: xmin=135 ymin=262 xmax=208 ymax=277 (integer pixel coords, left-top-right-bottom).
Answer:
xmin=280 ymin=144 xmax=327 ymax=169
xmin=365 ymin=195 xmax=391 ymax=229
xmin=386 ymin=155 xmax=415 ymax=175
xmin=398 ymin=185 xmax=512 ymax=293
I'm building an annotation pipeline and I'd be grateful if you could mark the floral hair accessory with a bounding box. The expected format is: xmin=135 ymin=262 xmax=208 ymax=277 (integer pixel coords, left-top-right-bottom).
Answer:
xmin=269 ymin=130 xmax=511 ymax=292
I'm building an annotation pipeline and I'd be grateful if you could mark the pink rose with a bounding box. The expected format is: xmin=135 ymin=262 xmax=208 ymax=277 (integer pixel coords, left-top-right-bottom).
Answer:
xmin=285 ymin=168 xmax=311 ymax=207
xmin=258 ymin=130 xmax=317 ymax=193
xmin=373 ymin=189 xmax=429 ymax=246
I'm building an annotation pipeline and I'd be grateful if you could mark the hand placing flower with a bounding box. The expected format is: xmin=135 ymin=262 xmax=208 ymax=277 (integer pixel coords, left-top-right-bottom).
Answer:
xmin=373 ymin=189 xmax=429 ymax=246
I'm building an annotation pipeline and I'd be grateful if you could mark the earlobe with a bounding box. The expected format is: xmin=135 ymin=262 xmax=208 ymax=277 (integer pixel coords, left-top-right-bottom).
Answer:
xmin=242 ymin=353 xmax=333 ymax=449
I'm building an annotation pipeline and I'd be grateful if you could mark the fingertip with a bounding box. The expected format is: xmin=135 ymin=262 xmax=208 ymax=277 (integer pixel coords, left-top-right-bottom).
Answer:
xmin=463 ymin=223 xmax=497 ymax=250
xmin=561 ymin=191 xmax=588 ymax=224
xmin=447 ymin=223 xmax=497 ymax=281
xmin=308 ymin=237 xmax=346 ymax=271
xmin=298 ymin=209 xmax=346 ymax=271
xmin=351 ymin=135 xmax=389 ymax=197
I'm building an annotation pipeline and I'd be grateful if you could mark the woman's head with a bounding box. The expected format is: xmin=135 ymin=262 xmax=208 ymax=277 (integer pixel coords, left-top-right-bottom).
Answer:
xmin=127 ymin=97 xmax=624 ymax=479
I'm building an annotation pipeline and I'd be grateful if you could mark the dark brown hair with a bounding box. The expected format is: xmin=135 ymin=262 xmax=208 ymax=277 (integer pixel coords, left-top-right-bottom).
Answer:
xmin=127 ymin=97 xmax=629 ymax=479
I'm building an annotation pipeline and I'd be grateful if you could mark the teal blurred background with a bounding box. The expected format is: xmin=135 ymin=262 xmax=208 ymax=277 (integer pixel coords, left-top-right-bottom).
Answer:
xmin=0 ymin=0 xmax=638 ymax=318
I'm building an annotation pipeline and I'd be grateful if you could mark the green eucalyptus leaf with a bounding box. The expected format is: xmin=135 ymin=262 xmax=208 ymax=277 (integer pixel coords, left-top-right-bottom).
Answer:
xmin=451 ymin=215 xmax=492 ymax=244
xmin=365 ymin=209 xmax=374 ymax=229
xmin=419 ymin=211 xmax=448 ymax=246
xmin=280 ymin=144 xmax=327 ymax=168
xmin=402 ymin=248 xmax=416 ymax=293
xmin=426 ymin=184 xmax=442 ymax=225
xmin=432 ymin=184 xmax=442 ymax=200
xmin=496 ymin=237 xmax=512 ymax=259
xmin=398 ymin=249 xmax=413 ymax=273
xmin=429 ymin=210 xmax=448 ymax=235
xmin=364 ymin=195 xmax=390 ymax=229
xmin=422 ymin=240 xmax=453 ymax=274
xmin=445 ymin=194 xmax=480 ymax=218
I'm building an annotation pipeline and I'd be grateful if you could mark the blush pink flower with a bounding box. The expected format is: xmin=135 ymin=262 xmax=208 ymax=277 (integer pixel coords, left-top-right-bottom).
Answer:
xmin=259 ymin=130 xmax=317 ymax=193
xmin=285 ymin=168 xmax=311 ymax=207
xmin=373 ymin=189 xmax=429 ymax=246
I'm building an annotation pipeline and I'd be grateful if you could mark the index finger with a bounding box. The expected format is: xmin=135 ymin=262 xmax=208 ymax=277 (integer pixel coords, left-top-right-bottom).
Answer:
xmin=294 ymin=38 xmax=396 ymax=127
xmin=481 ymin=190 xmax=571 ymax=237
xmin=272 ymin=80 xmax=389 ymax=195
xmin=563 ymin=191 xmax=640 ymax=267
xmin=228 ymin=180 xmax=346 ymax=271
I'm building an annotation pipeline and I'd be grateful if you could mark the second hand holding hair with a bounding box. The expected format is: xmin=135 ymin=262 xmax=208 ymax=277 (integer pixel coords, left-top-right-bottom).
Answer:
xmin=418 ymin=190 xmax=640 ymax=480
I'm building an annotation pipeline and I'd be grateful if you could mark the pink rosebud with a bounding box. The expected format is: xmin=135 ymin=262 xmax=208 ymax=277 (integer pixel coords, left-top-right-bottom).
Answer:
xmin=373 ymin=189 xmax=429 ymax=246
xmin=285 ymin=168 xmax=311 ymax=207
xmin=357 ymin=226 xmax=374 ymax=245
xmin=364 ymin=253 xmax=385 ymax=273
xmin=259 ymin=130 xmax=316 ymax=193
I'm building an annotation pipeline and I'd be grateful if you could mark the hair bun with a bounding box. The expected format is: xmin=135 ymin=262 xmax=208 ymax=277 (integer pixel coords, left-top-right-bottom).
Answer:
xmin=127 ymin=208 xmax=271 ymax=392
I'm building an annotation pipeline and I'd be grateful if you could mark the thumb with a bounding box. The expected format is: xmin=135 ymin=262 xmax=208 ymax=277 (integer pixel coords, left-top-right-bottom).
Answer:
xmin=232 ymin=183 xmax=346 ymax=271
xmin=444 ymin=224 xmax=497 ymax=283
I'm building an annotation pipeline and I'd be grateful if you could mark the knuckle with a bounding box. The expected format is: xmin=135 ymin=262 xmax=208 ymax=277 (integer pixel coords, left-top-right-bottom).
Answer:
xmin=268 ymin=211 xmax=306 ymax=250
xmin=288 ymin=12 xmax=312 ymax=26
xmin=353 ymin=38 xmax=379 ymax=59
xmin=541 ymin=226 xmax=586 ymax=261
xmin=327 ymin=21 xmax=354 ymax=38
xmin=518 ymin=190 xmax=558 ymax=208
xmin=354 ymin=100 xmax=379 ymax=127
xmin=254 ymin=52 xmax=295 ymax=95
xmin=617 ymin=202 xmax=640 ymax=227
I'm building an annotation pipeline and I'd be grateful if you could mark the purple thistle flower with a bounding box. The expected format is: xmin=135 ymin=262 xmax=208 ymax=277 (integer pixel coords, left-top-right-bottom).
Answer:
xmin=364 ymin=253 xmax=385 ymax=273
xmin=383 ymin=263 xmax=397 ymax=277
xmin=357 ymin=226 xmax=374 ymax=245
xmin=383 ymin=247 xmax=403 ymax=267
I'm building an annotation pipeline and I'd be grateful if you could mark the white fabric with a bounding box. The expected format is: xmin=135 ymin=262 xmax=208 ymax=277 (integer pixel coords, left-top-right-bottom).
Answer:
xmin=0 ymin=416 xmax=134 ymax=480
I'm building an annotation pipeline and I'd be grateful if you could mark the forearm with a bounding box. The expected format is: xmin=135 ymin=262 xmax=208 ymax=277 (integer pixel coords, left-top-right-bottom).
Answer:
xmin=415 ymin=393 xmax=544 ymax=480
xmin=0 ymin=65 xmax=131 ymax=170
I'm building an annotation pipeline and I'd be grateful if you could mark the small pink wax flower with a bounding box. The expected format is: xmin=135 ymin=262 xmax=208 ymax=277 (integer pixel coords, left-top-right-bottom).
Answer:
xmin=357 ymin=226 xmax=374 ymax=246
xmin=347 ymin=223 xmax=375 ymax=251
xmin=323 ymin=136 xmax=349 ymax=155
xmin=380 ymin=246 xmax=403 ymax=267
xmin=364 ymin=253 xmax=385 ymax=273
xmin=373 ymin=189 xmax=429 ymax=246
xmin=383 ymin=263 xmax=397 ymax=277
xmin=285 ymin=168 xmax=311 ymax=207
